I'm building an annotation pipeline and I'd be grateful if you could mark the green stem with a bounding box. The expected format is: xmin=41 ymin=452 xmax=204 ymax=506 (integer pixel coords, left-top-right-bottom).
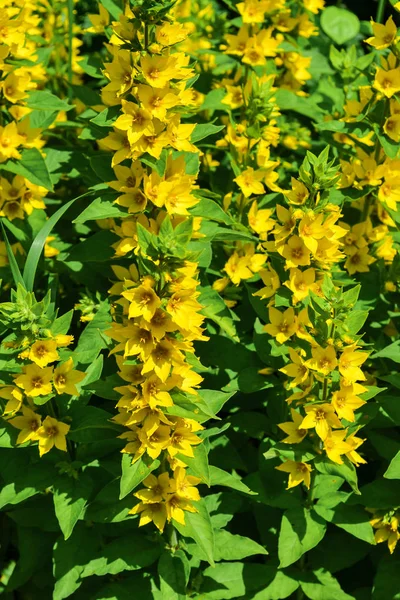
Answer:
xmin=376 ymin=0 xmax=386 ymax=23
xmin=167 ymin=523 xmax=178 ymax=549
xmin=144 ymin=23 xmax=149 ymax=50
xmin=67 ymin=0 xmax=74 ymax=95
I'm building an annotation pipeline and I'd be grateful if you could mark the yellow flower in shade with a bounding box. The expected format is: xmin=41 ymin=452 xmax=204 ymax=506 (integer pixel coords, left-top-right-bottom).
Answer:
xmin=8 ymin=407 xmax=41 ymax=445
xmin=323 ymin=430 xmax=353 ymax=464
xmin=365 ymin=16 xmax=397 ymax=50
xmin=53 ymin=358 xmax=86 ymax=395
xmin=15 ymin=363 xmax=53 ymax=397
xmin=275 ymin=460 xmax=312 ymax=489
xmin=134 ymin=472 xmax=170 ymax=503
xmin=253 ymin=265 xmax=280 ymax=299
xmin=338 ymin=348 xmax=368 ymax=382
xmin=88 ymin=4 xmax=110 ymax=32
xmin=129 ymin=501 xmax=167 ymax=532
xmin=278 ymin=408 xmax=308 ymax=444
xmin=165 ymin=493 xmax=198 ymax=525
xmin=284 ymin=178 xmax=309 ymax=205
xmin=264 ymin=306 xmax=298 ymax=344
xmin=28 ymin=340 xmax=59 ymax=368
xmin=123 ymin=282 xmax=161 ymax=321
xmin=0 ymin=385 xmax=24 ymax=415
xmin=306 ymin=345 xmax=337 ymax=376
xmin=345 ymin=430 xmax=367 ymax=466
xmin=222 ymin=85 xmax=244 ymax=109
xmin=370 ymin=511 xmax=400 ymax=554
xmin=279 ymin=348 xmax=309 ymax=387
xmin=384 ymin=114 xmax=400 ymax=141
xmin=168 ymin=466 xmax=201 ymax=501
xmin=36 ymin=416 xmax=70 ymax=457
xmin=300 ymin=403 xmax=343 ymax=440
xmin=281 ymin=235 xmax=311 ymax=268
xmin=373 ymin=67 xmax=400 ymax=98
xmin=331 ymin=386 xmax=366 ymax=422
xmin=344 ymin=246 xmax=375 ymax=275
xmin=378 ymin=177 xmax=400 ymax=211
xmin=234 ymin=167 xmax=265 ymax=198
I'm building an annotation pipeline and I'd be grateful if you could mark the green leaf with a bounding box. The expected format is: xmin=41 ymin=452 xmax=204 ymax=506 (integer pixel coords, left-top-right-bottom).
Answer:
xmin=3 ymin=148 xmax=53 ymax=191
xmin=99 ymin=0 xmax=122 ymax=19
xmin=314 ymin=457 xmax=360 ymax=494
xmin=190 ymin=197 xmax=233 ymax=225
xmin=384 ymin=450 xmax=400 ymax=479
xmin=71 ymin=300 xmax=111 ymax=364
xmin=73 ymin=194 xmax=126 ymax=223
xmin=26 ymin=90 xmax=74 ymax=112
xmin=0 ymin=223 xmax=25 ymax=288
xmin=275 ymin=89 xmax=323 ymax=121
xmin=179 ymin=442 xmax=210 ymax=485
xmin=191 ymin=123 xmax=225 ymax=143
xmin=199 ymin=286 xmax=238 ymax=339
xmin=23 ymin=191 xmax=93 ymax=291
xmin=53 ymin=475 xmax=92 ymax=540
xmin=90 ymin=105 xmax=120 ymax=127
xmin=120 ymin=453 xmax=160 ymax=499
xmin=299 ymin=568 xmax=356 ymax=600
xmin=214 ymin=530 xmax=267 ymax=561
xmin=68 ymin=406 xmax=120 ymax=443
xmin=158 ymin=550 xmax=190 ymax=600
xmin=81 ymin=533 xmax=161 ymax=577
xmin=278 ymin=507 xmax=326 ymax=568
xmin=314 ymin=503 xmax=375 ymax=544
xmin=373 ymin=554 xmax=400 ymax=600
xmin=174 ymin=499 xmax=215 ymax=566
xmin=320 ymin=6 xmax=360 ymax=45
xmin=372 ymin=341 xmax=400 ymax=363
xmin=209 ymin=465 xmax=256 ymax=495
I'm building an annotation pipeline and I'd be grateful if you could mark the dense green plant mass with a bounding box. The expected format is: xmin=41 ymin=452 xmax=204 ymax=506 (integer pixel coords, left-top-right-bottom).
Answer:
xmin=0 ymin=0 xmax=400 ymax=598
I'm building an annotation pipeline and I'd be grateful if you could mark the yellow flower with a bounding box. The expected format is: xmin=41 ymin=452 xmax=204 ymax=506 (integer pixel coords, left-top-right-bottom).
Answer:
xmin=300 ymin=403 xmax=343 ymax=440
xmin=166 ymin=289 xmax=203 ymax=329
xmin=8 ymin=407 xmax=41 ymax=445
xmin=248 ymin=201 xmax=275 ymax=236
xmin=253 ymin=265 xmax=280 ymax=299
xmin=165 ymin=493 xmax=198 ymax=525
xmin=303 ymin=0 xmax=325 ymax=14
xmin=338 ymin=348 xmax=368 ymax=382
xmin=129 ymin=501 xmax=167 ymax=532
xmin=373 ymin=67 xmax=400 ymax=98
xmin=15 ymin=363 xmax=53 ymax=397
xmin=345 ymin=246 xmax=376 ymax=275
xmin=365 ymin=16 xmax=397 ymax=50
xmin=278 ymin=408 xmax=308 ymax=444
xmin=168 ymin=466 xmax=201 ymax=501
xmin=279 ymin=348 xmax=309 ymax=387
xmin=28 ymin=339 xmax=59 ymax=368
xmin=285 ymin=267 xmax=316 ymax=304
xmin=53 ymin=358 xmax=86 ymax=395
xmin=134 ymin=472 xmax=170 ymax=503
xmin=385 ymin=113 xmax=400 ymax=142
xmin=298 ymin=213 xmax=325 ymax=254
xmin=284 ymin=178 xmax=309 ymax=205
xmin=275 ymin=460 xmax=312 ymax=489
xmin=123 ymin=282 xmax=161 ymax=321
xmin=167 ymin=418 xmax=203 ymax=458
xmin=36 ymin=416 xmax=70 ymax=457
xmin=345 ymin=430 xmax=367 ymax=466
xmin=306 ymin=345 xmax=337 ymax=376
xmin=0 ymin=121 xmax=24 ymax=162
xmin=323 ymin=430 xmax=353 ymax=464
xmin=137 ymin=84 xmax=179 ymax=121
xmin=331 ymin=386 xmax=366 ymax=422
xmin=281 ymin=235 xmax=311 ymax=268
xmin=234 ymin=167 xmax=265 ymax=198
xmin=237 ymin=0 xmax=268 ymax=23
xmin=140 ymin=55 xmax=181 ymax=88
xmin=264 ymin=306 xmax=298 ymax=344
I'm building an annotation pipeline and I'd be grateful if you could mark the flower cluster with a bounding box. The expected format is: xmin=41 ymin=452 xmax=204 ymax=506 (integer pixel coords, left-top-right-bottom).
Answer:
xmin=91 ymin=1 xmax=212 ymax=532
